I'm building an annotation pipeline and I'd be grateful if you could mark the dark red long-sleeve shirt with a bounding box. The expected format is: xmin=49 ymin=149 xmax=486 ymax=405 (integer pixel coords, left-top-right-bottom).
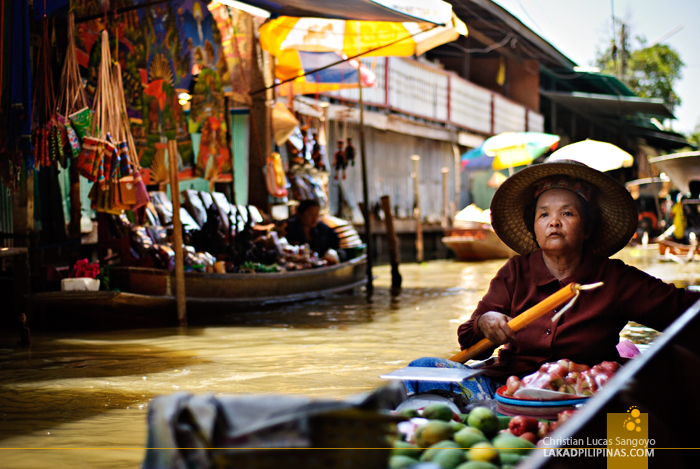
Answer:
xmin=457 ymin=251 xmax=700 ymax=378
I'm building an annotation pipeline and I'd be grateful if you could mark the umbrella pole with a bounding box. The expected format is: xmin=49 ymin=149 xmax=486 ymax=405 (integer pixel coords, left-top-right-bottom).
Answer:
xmin=358 ymin=65 xmax=373 ymax=295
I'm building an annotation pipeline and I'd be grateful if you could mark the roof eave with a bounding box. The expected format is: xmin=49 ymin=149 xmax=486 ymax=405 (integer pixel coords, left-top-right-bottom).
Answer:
xmin=469 ymin=0 xmax=577 ymax=69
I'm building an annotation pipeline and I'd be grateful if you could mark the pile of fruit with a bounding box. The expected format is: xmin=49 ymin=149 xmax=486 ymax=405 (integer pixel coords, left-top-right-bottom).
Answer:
xmin=503 ymin=359 xmax=621 ymax=397
xmin=389 ymin=404 xmax=545 ymax=469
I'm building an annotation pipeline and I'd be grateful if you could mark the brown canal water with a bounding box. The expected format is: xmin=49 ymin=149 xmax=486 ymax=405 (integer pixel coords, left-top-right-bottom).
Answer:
xmin=2 ymin=246 xmax=700 ymax=468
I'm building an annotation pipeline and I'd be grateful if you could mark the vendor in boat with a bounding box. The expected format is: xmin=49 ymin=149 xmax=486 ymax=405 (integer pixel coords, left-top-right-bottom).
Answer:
xmin=285 ymin=199 xmax=345 ymax=260
xmin=406 ymin=160 xmax=700 ymax=402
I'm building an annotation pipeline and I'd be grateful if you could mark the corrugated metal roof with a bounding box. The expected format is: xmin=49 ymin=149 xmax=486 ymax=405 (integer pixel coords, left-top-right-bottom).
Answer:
xmin=542 ymin=70 xmax=637 ymax=97
xmin=541 ymin=90 xmax=674 ymax=119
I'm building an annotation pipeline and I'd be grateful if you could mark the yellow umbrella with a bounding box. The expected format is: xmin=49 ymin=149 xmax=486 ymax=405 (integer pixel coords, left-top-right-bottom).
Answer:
xmin=261 ymin=13 xmax=466 ymax=57
xmin=260 ymin=4 xmax=467 ymax=84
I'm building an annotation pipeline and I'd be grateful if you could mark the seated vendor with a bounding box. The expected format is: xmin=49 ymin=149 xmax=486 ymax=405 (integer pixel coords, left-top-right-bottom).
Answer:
xmin=285 ymin=199 xmax=345 ymax=260
xmin=405 ymin=160 xmax=700 ymax=402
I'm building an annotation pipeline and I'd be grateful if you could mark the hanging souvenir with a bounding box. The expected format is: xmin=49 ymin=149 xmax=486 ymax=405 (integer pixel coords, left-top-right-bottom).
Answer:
xmin=57 ymin=12 xmax=88 ymax=159
xmin=77 ymin=30 xmax=116 ymax=183
xmin=311 ymin=131 xmax=324 ymax=170
xmin=113 ymin=61 xmax=148 ymax=209
xmin=333 ymin=139 xmax=347 ymax=180
xmin=344 ymin=137 xmax=355 ymax=167
xmin=265 ymin=152 xmax=288 ymax=198
xmin=81 ymin=29 xmax=124 ymax=213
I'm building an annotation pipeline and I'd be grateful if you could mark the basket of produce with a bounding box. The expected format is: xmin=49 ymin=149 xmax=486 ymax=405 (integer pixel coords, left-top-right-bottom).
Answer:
xmin=390 ymin=403 xmax=542 ymax=468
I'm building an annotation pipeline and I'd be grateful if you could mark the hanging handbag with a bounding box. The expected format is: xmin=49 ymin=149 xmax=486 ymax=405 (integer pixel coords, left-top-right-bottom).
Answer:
xmin=58 ymin=11 xmax=88 ymax=156
xmin=110 ymin=177 xmax=131 ymax=212
xmin=131 ymin=168 xmax=150 ymax=209
xmin=118 ymin=175 xmax=137 ymax=206
xmin=77 ymin=136 xmax=104 ymax=181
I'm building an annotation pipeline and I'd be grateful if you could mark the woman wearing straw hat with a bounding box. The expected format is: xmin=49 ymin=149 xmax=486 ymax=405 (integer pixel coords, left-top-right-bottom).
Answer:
xmin=404 ymin=161 xmax=700 ymax=402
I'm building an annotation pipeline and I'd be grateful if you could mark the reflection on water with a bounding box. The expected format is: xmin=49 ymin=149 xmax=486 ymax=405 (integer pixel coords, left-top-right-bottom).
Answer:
xmin=2 ymin=248 xmax=699 ymax=467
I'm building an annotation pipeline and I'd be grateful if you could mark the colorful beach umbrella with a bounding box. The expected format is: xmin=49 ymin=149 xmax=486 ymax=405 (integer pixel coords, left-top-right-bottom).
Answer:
xmin=546 ymin=139 xmax=634 ymax=172
xmin=460 ymin=146 xmax=492 ymax=171
xmin=482 ymin=132 xmax=560 ymax=170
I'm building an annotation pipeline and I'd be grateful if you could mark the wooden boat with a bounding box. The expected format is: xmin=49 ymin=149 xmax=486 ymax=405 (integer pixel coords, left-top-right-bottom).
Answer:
xmin=442 ymin=222 xmax=515 ymax=261
xmin=648 ymin=151 xmax=700 ymax=195
xmin=648 ymin=152 xmax=700 ymax=260
xmin=110 ymin=254 xmax=367 ymax=307
xmin=518 ymin=298 xmax=700 ymax=468
xmin=28 ymin=256 xmax=367 ymax=329
xmin=658 ymin=237 xmax=699 ymax=261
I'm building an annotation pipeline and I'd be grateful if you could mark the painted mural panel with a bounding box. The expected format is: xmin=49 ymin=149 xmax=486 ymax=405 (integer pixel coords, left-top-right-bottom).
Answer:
xmin=72 ymin=0 xmax=234 ymax=180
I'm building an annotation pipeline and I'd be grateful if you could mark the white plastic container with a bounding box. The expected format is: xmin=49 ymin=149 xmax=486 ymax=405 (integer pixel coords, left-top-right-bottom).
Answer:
xmin=61 ymin=278 xmax=100 ymax=291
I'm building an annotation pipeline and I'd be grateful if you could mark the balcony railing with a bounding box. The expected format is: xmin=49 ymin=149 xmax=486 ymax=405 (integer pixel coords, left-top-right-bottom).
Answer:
xmin=326 ymin=57 xmax=544 ymax=136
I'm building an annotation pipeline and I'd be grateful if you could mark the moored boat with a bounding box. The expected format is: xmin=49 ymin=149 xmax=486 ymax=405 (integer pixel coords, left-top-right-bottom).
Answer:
xmin=28 ymin=256 xmax=367 ymax=329
xmin=110 ymin=254 xmax=367 ymax=307
xmin=657 ymin=237 xmax=699 ymax=260
xmin=648 ymin=151 xmax=700 ymax=195
xmin=649 ymin=151 xmax=700 ymax=259
xmin=443 ymin=204 xmax=515 ymax=261
xmin=442 ymin=222 xmax=515 ymax=261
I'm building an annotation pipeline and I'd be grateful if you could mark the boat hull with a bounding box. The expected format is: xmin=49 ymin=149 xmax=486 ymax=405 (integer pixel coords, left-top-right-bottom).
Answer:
xmin=110 ymin=255 xmax=368 ymax=306
xmin=658 ymin=238 xmax=698 ymax=259
xmin=648 ymin=151 xmax=700 ymax=194
xmin=28 ymin=257 xmax=367 ymax=329
xmin=442 ymin=225 xmax=514 ymax=261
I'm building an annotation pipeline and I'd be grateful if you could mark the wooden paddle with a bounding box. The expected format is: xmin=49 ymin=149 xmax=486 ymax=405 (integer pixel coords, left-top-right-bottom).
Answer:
xmin=449 ymin=282 xmax=582 ymax=363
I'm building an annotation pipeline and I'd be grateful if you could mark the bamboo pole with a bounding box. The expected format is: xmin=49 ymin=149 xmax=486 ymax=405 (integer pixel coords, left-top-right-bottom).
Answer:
xmin=452 ymin=143 xmax=461 ymax=216
xmin=411 ymin=155 xmax=423 ymax=263
xmin=358 ymin=62 xmax=373 ymax=295
xmin=167 ymin=140 xmax=187 ymax=327
xmin=441 ymin=167 xmax=449 ymax=228
xmin=450 ymin=282 xmax=580 ymax=363
xmin=381 ymin=195 xmax=401 ymax=289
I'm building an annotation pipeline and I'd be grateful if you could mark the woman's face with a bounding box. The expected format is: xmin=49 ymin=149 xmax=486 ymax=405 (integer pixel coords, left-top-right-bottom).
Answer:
xmin=534 ymin=189 xmax=587 ymax=256
xmin=300 ymin=206 xmax=320 ymax=229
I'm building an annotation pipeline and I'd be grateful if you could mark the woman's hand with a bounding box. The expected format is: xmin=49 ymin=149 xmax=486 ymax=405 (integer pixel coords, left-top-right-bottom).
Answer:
xmin=477 ymin=311 xmax=516 ymax=345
